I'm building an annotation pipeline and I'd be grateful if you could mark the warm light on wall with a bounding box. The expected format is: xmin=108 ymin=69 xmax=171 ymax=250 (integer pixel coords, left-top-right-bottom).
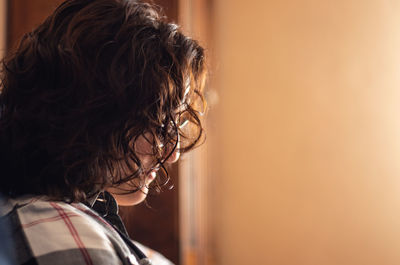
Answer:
xmin=209 ymin=1 xmax=400 ymax=265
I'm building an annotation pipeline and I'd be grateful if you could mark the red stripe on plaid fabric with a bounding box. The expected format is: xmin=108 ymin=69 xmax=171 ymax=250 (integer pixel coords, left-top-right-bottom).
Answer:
xmin=72 ymin=204 xmax=115 ymax=230
xmin=50 ymin=202 xmax=93 ymax=265
xmin=21 ymin=213 xmax=80 ymax=228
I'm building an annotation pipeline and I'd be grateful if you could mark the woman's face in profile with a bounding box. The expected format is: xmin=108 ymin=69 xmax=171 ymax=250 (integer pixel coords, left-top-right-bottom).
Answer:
xmin=107 ymin=132 xmax=180 ymax=206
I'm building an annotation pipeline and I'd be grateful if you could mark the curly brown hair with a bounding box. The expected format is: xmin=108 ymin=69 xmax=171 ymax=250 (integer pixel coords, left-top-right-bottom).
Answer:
xmin=0 ymin=0 xmax=206 ymax=202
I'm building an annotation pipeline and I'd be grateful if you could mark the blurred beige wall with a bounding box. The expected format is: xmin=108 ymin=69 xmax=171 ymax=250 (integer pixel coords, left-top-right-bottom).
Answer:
xmin=210 ymin=0 xmax=400 ymax=264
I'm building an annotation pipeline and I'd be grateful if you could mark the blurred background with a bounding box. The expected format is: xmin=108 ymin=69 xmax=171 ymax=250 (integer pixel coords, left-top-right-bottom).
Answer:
xmin=3 ymin=0 xmax=400 ymax=265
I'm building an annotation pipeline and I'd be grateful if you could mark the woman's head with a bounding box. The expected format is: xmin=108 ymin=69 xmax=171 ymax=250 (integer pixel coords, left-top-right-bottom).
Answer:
xmin=0 ymin=0 xmax=206 ymax=202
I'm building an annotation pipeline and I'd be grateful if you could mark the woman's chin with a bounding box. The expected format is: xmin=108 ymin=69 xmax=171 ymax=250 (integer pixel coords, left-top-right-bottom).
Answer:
xmin=107 ymin=171 xmax=157 ymax=206
xmin=110 ymin=187 xmax=149 ymax=206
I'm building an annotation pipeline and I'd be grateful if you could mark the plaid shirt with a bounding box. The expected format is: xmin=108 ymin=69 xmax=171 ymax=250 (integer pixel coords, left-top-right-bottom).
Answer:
xmin=0 ymin=196 xmax=173 ymax=265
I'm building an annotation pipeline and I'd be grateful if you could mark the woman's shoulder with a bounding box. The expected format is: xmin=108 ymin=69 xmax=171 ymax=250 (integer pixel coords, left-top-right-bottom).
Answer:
xmin=2 ymin=196 xmax=134 ymax=265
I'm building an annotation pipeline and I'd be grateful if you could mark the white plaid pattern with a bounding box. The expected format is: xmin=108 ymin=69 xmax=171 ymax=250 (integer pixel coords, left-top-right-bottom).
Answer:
xmin=1 ymin=196 xmax=174 ymax=265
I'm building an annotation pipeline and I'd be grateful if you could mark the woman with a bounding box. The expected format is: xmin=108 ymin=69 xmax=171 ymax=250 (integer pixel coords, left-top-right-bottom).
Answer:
xmin=0 ymin=0 xmax=206 ymax=264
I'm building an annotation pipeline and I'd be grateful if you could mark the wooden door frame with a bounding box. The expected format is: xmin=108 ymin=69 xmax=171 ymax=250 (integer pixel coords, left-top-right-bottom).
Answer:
xmin=178 ymin=0 xmax=214 ymax=264
xmin=0 ymin=0 xmax=6 ymax=58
